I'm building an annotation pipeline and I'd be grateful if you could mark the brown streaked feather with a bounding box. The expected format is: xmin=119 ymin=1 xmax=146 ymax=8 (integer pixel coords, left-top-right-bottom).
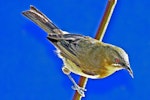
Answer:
xmin=22 ymin=5 xmax=63 ymax=34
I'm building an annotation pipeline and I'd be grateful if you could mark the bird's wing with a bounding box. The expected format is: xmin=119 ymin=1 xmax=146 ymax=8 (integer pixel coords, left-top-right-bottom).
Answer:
xmin=47 ymin=33 xmax=101 ymax=68
xmin=47 ymin=33 xmax=88 ymax=56
xmin=47 ymin=33 xmax=88 ymax=65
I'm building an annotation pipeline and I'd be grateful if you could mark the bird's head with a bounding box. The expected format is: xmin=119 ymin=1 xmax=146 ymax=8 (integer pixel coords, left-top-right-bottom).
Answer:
xmin=104 ymin=44 xmax=133 ymax=78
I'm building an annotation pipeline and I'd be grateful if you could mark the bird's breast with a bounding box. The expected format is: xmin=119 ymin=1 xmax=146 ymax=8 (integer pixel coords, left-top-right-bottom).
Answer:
xmin=64 ymin=58 xmax=100 ymax=79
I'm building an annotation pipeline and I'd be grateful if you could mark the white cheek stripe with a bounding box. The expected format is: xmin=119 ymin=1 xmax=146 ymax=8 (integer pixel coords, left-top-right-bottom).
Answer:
xmin=111 ymin=63 xmax=121 ymax=67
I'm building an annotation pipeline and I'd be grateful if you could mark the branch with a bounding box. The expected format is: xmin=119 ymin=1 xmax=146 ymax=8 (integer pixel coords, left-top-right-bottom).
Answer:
xmin=95 ymin=0 xmax=117 ymax=41
xmin=73 ymin=0 xmax=117 ymax=100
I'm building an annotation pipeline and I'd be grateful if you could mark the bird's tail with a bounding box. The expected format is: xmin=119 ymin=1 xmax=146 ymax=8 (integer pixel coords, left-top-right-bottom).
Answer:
xmin=22 ymin=5 xmax=63 ymax=35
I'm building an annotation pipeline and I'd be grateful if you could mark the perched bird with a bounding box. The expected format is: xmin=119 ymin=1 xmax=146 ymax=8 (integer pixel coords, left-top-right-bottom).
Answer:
xmin=22 ymin=5 xmax=133 ymax=97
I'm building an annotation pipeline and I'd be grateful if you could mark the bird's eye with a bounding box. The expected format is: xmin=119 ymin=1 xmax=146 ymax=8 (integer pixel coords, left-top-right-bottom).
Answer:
xmin=115 ymin=58 xmax=120 ymax=63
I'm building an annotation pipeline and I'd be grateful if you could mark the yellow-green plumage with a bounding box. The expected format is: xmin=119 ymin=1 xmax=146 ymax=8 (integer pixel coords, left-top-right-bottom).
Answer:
xmin=23 ymin=5 xmax=133 ymax=79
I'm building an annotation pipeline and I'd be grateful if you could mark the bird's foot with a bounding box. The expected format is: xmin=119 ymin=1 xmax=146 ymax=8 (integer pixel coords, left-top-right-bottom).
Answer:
xmin=72 ymin=84 xmax=87 ymax=97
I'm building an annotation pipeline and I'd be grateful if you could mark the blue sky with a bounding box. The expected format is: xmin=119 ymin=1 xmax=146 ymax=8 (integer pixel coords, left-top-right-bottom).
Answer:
xmin=0 ymin=0 xmax=150 ymax=100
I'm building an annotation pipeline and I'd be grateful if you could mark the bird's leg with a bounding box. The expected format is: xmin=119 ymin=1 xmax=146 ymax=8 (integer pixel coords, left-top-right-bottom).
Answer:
xmin=62 ymin=67 xmax=86 ymax=97
xmin=68 ymin=74 xmax=87 ymax=97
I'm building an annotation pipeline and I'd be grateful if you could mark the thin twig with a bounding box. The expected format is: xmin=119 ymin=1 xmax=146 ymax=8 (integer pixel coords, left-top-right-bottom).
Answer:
xmin=72 ymin=0 xmax=117 ymax=100
xmin=95 ymin=0 xmax=117 ymax=41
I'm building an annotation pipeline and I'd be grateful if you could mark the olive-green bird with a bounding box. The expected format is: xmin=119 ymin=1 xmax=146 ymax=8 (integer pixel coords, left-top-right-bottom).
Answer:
xmin=22 ymin=5 xmax=133 ymax=97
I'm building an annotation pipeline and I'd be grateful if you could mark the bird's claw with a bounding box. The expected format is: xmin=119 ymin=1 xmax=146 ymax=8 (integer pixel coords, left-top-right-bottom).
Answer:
xmin=71 ymin=84 xmax=87 ymax=97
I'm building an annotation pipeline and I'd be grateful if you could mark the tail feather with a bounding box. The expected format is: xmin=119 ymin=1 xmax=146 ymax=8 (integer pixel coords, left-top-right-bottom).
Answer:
xmin=22 ymin=5 xmax=63 ymax=35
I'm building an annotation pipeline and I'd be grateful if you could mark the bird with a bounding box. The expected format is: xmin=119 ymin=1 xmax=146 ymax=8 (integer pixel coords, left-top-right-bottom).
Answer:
xmin=22 ymin=5 xmax=133 ymax=97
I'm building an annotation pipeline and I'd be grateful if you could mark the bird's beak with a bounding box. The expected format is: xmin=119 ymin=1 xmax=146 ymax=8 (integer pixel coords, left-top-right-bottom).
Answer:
xmin=126 ymin=66 xmax=134 ymax=78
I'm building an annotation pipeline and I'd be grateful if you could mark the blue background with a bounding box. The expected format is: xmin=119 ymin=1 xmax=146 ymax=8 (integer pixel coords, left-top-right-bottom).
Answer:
xmin=0 ymin=0 xmax=150 ymax=100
